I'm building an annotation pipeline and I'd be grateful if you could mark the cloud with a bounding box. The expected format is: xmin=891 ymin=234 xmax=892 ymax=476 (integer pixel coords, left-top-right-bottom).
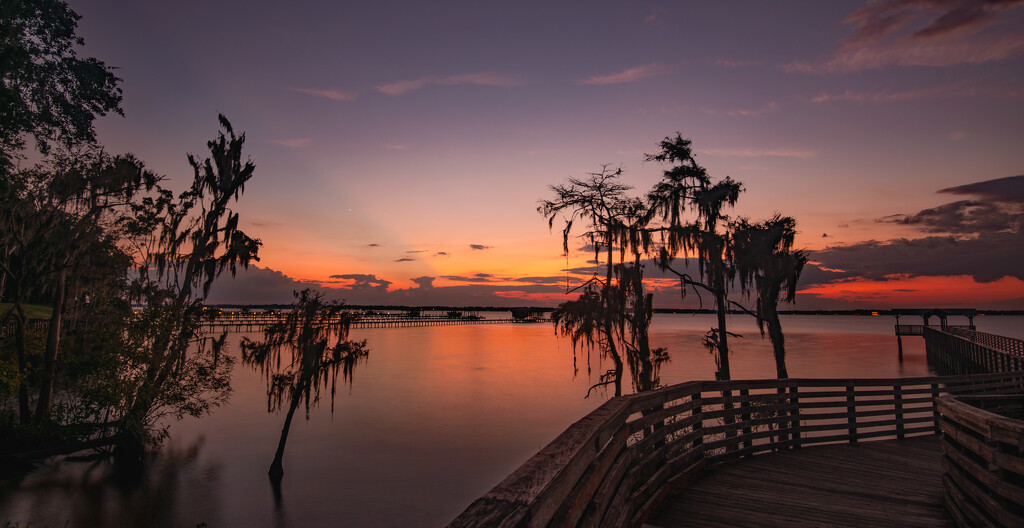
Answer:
xmin=441 ymin=275 xmax=496 ymax=283
xmin=395 ymin=257 xmax=415 ymax=262
xmin=727 ymin=102 xmax=777 ymax=117
xmin=375 ymin=77 xmax=435 ymax=96
xmin=469 ymin=244 xmax=492 ymax=250
xmin=812 ymin=233 xmax=1024 ymax=283
xmin=475 ymin=273 xmax=493 ymax=278
xmin=204 ymin=266 xmax=317 ymax=304
xmin=786 ymin=0 xmax=1024 ymax=73
xmin=268 ymin=138 xmax=311 ymax=148
xmin=879 ymin=200 xmax=1020 ymax=233
xmin=375 ymin=73 xmax=523 ymax=95
xmin=411 ymin=276 xmax=435 ymax=289
xmin=699 ymin=148 xmax=816 ymax=159
xmin=291 ymin=88 xmax=357 ymax=102
xmin=814 ymin=174 xmax=1024 ymax=285
xmin=810 ymin=84 xmax=971 ymax=103
xmin=715 ymin=59 xmax=756 ymax=68
xmin=368 ymin=243 xmax=380 ymax=247
xmin=434 ymin=251 xmax=449 ymax=256
xmin=938 ymin=174 xmax=1024 ymax=202
xmin=406 ymin=249 xmax=429 ymax=253
xmin=328 ymin=274 xmax=393 ymax=292
xmin=512 ymin=276 xmax=574 ymax=285
xmin=879 ymin=175 xmax=1024 ymax=233
xmin=578 ymin=63 xmax=667 ymax=85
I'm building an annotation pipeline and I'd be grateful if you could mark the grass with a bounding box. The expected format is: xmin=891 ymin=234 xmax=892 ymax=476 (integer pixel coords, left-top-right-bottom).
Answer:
xmin=0 ymin=303 xmax=53 ymax=320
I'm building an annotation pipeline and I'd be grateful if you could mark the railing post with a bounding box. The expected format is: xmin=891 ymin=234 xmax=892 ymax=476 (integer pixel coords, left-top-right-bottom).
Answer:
xmin=790 ymin=385 xmax=801 ymax=448
xmin=894 ymin=384 xmax=904 ymax=439
xmin=931 ymin=383 xmax=941 ymax=434
xmin=846 ymin=385 xmax=857 ymax=442
xmin=740 ymin=388 xmax=752 ymax=451
xmin=692 ymin=391 xmax=703 ymax=455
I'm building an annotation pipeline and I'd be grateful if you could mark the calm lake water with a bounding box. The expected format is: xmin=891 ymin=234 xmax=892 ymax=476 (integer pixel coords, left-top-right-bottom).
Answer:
xmin=2 ymin=314 xmax=1022 ymax=527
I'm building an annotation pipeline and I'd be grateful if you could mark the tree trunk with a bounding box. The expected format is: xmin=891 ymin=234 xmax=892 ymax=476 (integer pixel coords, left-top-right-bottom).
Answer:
xmin=269 ymin=385 xmax=303 ymax=480
xmin=765 ymin=305 xmax=788 ymax=379
xmin=36 ymin=268 xmax=66 ymax=421
xmin=715 ymin=289 xmax=731 ymax=381
xmin=14 ymin=306 xmax=31 ymax=424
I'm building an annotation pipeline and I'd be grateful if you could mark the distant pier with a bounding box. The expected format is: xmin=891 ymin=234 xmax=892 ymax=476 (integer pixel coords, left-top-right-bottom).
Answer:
xmin=198 ymin=311 xmax=544 ymax=331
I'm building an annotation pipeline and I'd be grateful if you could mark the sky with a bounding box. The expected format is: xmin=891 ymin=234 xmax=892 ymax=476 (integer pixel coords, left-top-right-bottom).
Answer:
xmin=69 ymin=0 xmax=1024 ymax=309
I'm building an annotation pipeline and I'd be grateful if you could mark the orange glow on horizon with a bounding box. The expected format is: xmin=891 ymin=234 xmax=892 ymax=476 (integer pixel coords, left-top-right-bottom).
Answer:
xmin=799 ymin=275 xmax=1024 ymax=307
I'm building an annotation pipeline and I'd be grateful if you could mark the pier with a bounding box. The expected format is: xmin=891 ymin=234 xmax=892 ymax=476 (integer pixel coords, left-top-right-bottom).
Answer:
xmin=197 ymin=311 xmax=542 ymax=330
xmin=449 ymin=327 xmax=1024 ymax=528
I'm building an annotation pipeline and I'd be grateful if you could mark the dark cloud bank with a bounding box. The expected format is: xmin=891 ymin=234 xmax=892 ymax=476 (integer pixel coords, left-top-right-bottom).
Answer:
xmin=813 ymin=174 xmax=1024 ymax=285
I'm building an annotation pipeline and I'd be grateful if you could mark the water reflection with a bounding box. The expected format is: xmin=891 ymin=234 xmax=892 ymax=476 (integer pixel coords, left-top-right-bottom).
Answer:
xmin=1 ymin=438 xmax=220 ymax=527
xmin=1 ymin=314 xmax=1020 ymax=527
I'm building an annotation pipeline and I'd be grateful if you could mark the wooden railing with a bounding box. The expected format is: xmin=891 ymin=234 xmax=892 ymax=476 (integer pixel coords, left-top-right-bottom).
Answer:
xmin=937 ymin=393 xmax=1024 ymax=528
xmin=945 ymin=327 xmax=1024 ymax=357
xmin=926 ymin=328 xmax=1024 ymax=375
xmin=448 ymin=372 xmax=1024 ymax=528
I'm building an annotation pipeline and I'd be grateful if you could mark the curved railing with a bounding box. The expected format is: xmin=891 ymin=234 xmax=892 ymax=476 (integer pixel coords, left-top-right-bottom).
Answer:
xmin=448 ymin=371 xmax=1024 ymax=528
xmin=937 ymin=393 xmax=1024 ymax=528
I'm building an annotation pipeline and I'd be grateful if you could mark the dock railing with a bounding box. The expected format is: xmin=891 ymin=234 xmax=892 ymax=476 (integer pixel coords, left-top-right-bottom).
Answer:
xmin=936 ymin=393 xmax=1024 ymax=528
xmin=448 ymin=371 xmax=1024 ymax=528
xmin=926 ymin=327 xmax=1024 ymax=374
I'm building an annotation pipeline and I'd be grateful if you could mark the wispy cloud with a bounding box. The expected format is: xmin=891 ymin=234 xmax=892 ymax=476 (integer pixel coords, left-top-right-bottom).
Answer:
xmin=700 ymin=148 xmax=816 ymax=159
xmin=706 ymin=102 xmax=778 ymax=117
xmin=291 ymin=88 xmax=358 ymax=102
xmin=268 ymin=138 xmax=311 ymax=148
xmin=469 ymin=244 xmax=492 ymax=250
xmin=395 ymin=257 xmax=415 ymax=262
xmin=715 ymin=59 xmax=757 ymax=68
xmin=786 ymin=0 xmax=1024 ymax=73
xmin=811 ymin=83 xmax=1011 ymax=103
xmin=578 ymin=63 xmax=667 ymax=85
xmin=375 ymin=73 xmax=524 ymax=95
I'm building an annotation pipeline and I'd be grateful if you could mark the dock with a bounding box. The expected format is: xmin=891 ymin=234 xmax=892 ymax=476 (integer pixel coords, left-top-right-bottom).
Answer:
xmin=448 ymin=326 xmax=1024 ymax=528
xmin=197 ymin=312 xmax=543 ymax=330
xmin=644 ymin=436 xmax=950 ymax=527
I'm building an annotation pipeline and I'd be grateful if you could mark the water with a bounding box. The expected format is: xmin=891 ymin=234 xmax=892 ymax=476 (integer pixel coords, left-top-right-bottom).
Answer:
xmin=1 ymin=314 xmax=1021 ymax=527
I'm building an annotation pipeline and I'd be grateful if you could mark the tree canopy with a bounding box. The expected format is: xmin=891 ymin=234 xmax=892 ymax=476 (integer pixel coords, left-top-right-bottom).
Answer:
xmin=0 ymin=0 xmax=122 ymax=168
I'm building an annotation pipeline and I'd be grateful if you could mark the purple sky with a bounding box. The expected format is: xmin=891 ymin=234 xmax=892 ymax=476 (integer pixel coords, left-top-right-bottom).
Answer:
xmin=71 ymin=0 xmax=1024 ymax=308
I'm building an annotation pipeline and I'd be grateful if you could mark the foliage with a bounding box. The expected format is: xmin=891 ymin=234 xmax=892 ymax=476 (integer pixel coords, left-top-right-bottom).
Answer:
xmin=241 ymin=288 xmax=369 ymax=479
xmin=113 ymin=114 xmax=261 ymax=461
xmin=0 ymin=0 xmax=122 ymax=168
xmin=541 ymin=167 xmax=666 ymax=396
xmin=543 ymin=133 xmax=807 ymax=390
xmin=731 ymin=215 xmax=808 ymax=378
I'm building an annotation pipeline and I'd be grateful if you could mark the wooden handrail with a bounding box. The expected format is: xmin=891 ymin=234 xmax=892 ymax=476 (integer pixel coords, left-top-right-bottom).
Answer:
xmin=937 ymin=393 xmax=1024 ymax=528
xmin=448 ymin=371 xmax=1024 ymax=528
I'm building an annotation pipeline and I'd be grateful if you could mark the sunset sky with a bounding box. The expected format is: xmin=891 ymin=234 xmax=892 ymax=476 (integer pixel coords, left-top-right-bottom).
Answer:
xmin=71 ymin=0 xmax=1024 ymax=309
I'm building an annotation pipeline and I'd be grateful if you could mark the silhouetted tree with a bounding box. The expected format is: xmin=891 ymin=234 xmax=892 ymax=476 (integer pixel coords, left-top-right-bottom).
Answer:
xmin=115 ymin=115 xmax=261 ymax=463
xmin=0 ymin=152 xmax=152 ymax=423
xmin=645 ymin=134 xmax=742 ymax=380
xmin=541 ymin=167 xmax=667 ymax=396
xmin=0 ymin=0 xmax=122 ymax=169
xmin=241 ymin=289 xmax=369 ymax=480
xmin=731 ymin=215 xmax=807 ymax=378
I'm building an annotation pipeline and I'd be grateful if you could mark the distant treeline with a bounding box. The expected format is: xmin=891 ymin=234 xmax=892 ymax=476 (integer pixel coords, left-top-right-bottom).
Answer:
xmin=207 ymin=305 xmax=1024 ymax=317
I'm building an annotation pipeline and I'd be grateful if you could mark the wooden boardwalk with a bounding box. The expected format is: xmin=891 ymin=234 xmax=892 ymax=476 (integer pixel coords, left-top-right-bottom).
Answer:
xmin=643 ymin=436 xmax=952 ymax=528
